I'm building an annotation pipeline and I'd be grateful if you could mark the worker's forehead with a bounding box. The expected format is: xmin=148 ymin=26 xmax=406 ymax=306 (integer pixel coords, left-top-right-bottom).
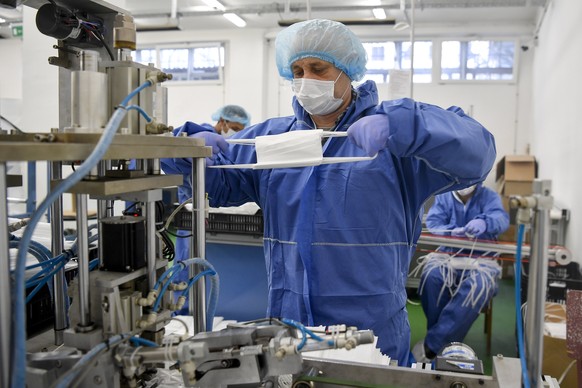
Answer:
xmin=291 ymin=58 xmax=335 ymax=68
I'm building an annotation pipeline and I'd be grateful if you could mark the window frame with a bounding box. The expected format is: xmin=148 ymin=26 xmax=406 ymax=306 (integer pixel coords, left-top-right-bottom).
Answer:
xmin=360 ymin=36 xmax=519 ymax=85
xmin=361 ymin=39 xmax=434 ymax=84
xmin=133 ymin=41 xmax=226 ymax=85
xmin=436 ymin=37 xmax=518 ymax=84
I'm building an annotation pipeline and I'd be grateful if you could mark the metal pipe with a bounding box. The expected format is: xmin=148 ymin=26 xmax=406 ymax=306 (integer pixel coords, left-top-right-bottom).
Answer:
xmin=409 ymin=0 xmax=415 ymax=99
xmin=418 ymin=234 xmax=563 ymax=260
xmin=49 ymin=160 xmax=67 ymax=344
xmin=525 ymin=199 xmax=551 ymax=387
xmin=0 ymin=162 xmax=11 ymax=388
xmin=146 ymin=199 xmax=157 ymax=289
xmin=75 ymin=193 xmax=92 ymax=328
xmin=190 ymin=157 xmax=206 ymax=333
xmin=26 ymin=161 xmax=36 ymax=215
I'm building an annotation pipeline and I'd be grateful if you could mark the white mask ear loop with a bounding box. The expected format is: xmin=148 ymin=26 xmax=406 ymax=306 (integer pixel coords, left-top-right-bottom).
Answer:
xmin=334 ymin=71 xmax=351 ymax=102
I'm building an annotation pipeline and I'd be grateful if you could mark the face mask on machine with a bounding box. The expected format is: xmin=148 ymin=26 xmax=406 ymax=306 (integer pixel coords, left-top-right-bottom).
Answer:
xmin=292 ymin=71 xmax=350 ymax=116
xmin=457 ymin=185 xmax=476 ymax=196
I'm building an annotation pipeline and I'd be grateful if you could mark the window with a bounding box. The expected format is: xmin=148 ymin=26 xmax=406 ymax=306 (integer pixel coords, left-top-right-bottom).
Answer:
xmin=441 ymin=40 xmax=515 ymax=81
xmin=132 ymin=43 xmax=225 ymax=82
xmin=362 ymin=41 xmax=432 ymax=83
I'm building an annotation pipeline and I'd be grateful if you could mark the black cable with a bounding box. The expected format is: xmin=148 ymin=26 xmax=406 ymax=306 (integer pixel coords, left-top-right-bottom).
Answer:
xmin=92 ymin=30 xmax=115 ymax=61
xmin=122 ymin=202 xmax=139 ymax=216
xmin=81 ymin=23 xmax=114 ymax=61
xmin=159 ymin=230 xmax=175 ymax=261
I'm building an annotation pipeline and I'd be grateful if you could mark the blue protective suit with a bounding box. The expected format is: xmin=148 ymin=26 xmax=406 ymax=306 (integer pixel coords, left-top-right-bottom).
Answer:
xmin=161 ymin=81 xmax=496 ymax=366
xmin=420 ymin=185 xmax=509 ymax=356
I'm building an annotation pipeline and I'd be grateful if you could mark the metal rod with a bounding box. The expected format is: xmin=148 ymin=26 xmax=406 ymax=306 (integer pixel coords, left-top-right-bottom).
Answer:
xmin=146 ymin=199 xmax=157 ymax=289
xmin=49 ymin=161 xmax=67 ymax=344
xmin=97 ymin=161 xmax=112 ymax=268
xmin=0 ymin=162 xmax=12 ymax=388
xmin=75 ymin=193 xmax=92 ymax=328
xmin=525 ymin=202 xmax=551 ymax=387
xmin=190 ymin=157 xmax=206 ymax=333
xmin=418 ymin=233 xmax=562 ymax=259
xmin=26 ymin=161 xmax=36 ymax=215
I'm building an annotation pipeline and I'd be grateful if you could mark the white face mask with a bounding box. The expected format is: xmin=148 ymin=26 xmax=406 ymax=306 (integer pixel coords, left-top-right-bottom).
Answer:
xmin=457 ymin=185 xmax=476 ymax=197
xmin=292 ymin=71 xmax=349 ymax=116
xmin=223 ymin=128 xmax=237 ymax=138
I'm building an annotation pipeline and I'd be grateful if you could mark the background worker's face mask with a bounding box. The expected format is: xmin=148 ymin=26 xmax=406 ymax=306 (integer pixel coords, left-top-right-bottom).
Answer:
xmin=223 ymin=127 xmax=237 ymax=138
xmin=292 ymin=71 xmax=349 ymax=116
xmin=457 ymin=185 xmax=476 ymax=196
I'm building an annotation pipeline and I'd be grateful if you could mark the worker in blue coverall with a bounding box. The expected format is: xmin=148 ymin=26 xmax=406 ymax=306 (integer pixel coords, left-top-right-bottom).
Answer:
xmin=412 ymin=183 xmax=509 ymax=362
xmin=170 ymin=105 xmax=250 ymax=305
xmin=161 ymin=19 xmax=497 ymax=366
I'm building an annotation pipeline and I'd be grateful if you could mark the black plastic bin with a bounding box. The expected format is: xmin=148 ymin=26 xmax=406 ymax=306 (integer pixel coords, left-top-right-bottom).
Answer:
xmin=174 ymin=207 xmax=264 ymax=236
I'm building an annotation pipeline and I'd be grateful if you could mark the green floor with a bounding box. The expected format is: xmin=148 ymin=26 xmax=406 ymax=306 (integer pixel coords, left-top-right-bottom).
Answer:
xmin=407 ymin=278 xmax=517 ymax=375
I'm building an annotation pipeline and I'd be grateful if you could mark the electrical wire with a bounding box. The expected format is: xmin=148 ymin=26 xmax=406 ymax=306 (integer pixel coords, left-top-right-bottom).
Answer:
xmin=558 ymin=359 xmax=577 ymax=384
xmin=129 ymin=337 xmax=158 ymax=347
xmin=11 ymin=80 xmax=154 ymax=388
xmin=181 ymin=269 xmax=216 ymax=298
xmin=54 ymin=316 xmax=188 ymax=388
xmin=25 ymin=260 xmax=67 ymax=303
xmin=82 ymin=24 xmax=114 ymax=61
xmin=159 ymin=197 xmax=192 ymax=233
xmin=126 ymin=105 xmax=152 ymax=122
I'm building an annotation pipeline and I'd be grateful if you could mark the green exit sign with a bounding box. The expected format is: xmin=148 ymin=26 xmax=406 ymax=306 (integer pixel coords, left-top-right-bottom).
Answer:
xmin=12 ymin=25 xmax=22 ymax=37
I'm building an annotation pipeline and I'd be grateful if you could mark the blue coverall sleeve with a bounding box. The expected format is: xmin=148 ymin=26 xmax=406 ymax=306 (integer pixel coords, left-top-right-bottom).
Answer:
xmin=425 ymin=195 xmax=457 ymax=235
xmin=473 ymin=190 xmax=510 ymax=235
xmin=160 ymin=121 xmax=216 ymax=199
xmin=377 ymin=98 xmax=496 ymax=188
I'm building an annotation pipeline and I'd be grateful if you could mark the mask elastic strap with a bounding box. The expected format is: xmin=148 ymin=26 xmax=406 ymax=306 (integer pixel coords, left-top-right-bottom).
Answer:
xmin=335 ymin=71 xmax=351 ymax=100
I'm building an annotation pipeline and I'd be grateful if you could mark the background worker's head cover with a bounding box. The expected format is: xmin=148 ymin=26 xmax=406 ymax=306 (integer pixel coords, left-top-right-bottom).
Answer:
xmin=211 ymin=105 xmax=251 ymax=128
xmin=275 ymin=19 xmax=368 ymax=81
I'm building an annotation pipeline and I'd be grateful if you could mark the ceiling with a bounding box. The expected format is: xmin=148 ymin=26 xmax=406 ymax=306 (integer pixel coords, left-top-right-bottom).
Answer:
xmin=0 ymin=0 xmax=546 ymax=37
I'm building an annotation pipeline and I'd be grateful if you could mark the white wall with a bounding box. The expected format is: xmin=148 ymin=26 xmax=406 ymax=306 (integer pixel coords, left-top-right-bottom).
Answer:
xmin=531 ymin=1 xmax=582 ymax=264
xmin=0 ymin=39 xmax=22 ymax=99
xmin=137 ymin=28 xmax=268 ymax=126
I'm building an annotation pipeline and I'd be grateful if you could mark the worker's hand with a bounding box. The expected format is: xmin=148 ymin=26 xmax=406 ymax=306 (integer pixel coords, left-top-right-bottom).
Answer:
xmin=465 ymin=219 xmax=487 ymax=236
xmin=451 ymin=227 xmax=466 ymax=237
xmin=191 ymin=131 xmax=229 ymax=166
xmin=173 ymin=121 xmax=210 ymax=137
xmin=347 ymin=114 xmax=390 ymax=157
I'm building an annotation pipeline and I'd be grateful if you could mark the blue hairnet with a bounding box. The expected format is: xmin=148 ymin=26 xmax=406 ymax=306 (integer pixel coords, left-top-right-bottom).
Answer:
xmin=211 ymin=105 xmax=251 ymax=127
xmin=275 ymin=19 xmax=368 ymax=81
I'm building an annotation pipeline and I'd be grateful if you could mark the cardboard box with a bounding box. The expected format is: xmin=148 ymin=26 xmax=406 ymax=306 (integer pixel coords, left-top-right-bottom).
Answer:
xmin=542 ymin=303 xmax=578 ymax=388
xmin=498 ymin=224 xmax=530 ymax=243
xmin=498 ymin=224 xmax=516 ymax=242
xmin=502 ymin=180 xmax=534 ymax=196
xmin=495 ymin=155 xmax=537 ymax=182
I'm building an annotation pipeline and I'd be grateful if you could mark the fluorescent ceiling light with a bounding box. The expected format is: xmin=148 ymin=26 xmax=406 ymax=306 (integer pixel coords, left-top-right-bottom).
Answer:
xmin=372 ymin=8 xmax=386 ymax=20
xmin=201 ymin=0 xmax=225 ymax=11
xmin=0 ymin=18 xmax=5 ymax=23
xmin=223 ymin=13 xmax=246 ymax=27
xmin=393 ymin=21 xmax=409 ymax=30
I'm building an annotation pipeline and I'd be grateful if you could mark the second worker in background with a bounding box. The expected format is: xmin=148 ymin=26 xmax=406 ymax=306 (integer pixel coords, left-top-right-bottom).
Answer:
xmin=413 ymin=183 xmax=509 ymax=363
